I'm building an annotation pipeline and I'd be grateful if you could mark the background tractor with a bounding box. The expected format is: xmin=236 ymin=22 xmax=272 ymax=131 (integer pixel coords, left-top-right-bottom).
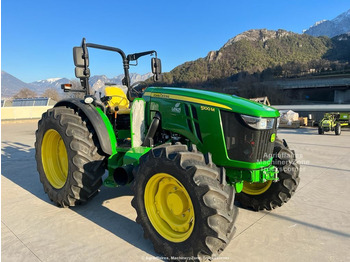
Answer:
xmin=35 ymin=38 xmax=300 ymax=261
xmin=318 ymin=112 xmax=350 ymax=135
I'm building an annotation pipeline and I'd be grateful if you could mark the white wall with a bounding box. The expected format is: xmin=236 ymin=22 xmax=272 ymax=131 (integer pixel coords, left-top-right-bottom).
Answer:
xmin=1 ymin=106 xmax=53 ymax=120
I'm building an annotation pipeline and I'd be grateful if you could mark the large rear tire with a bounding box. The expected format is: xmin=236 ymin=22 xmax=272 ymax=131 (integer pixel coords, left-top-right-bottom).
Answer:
xmin=235 ymin=138 xmax=300 ymax=211
xmin=131 ymin=144 xmax=238 ymax=261
xmin=35 ymin=107 xmax=105 ymax=207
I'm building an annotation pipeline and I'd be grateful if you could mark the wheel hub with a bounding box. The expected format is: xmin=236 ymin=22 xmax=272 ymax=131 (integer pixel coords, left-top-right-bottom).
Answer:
xmin=242 ymin=180 xmax=272 ymax=195
xmin=41 ymin=129 xmax=68 ymax=189
xmin=144 ymin=173 xmax=195 ymax=242
xmin=166 ymin=190 xmax=188 ymax=216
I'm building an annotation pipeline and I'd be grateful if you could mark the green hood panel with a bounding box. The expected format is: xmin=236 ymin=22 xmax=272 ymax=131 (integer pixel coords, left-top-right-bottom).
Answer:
xmin=144 ymin=87 xmax=279 ymax=117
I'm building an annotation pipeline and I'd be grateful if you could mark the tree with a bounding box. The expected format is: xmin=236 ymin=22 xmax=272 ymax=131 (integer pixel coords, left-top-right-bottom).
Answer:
xmin=13 ymin=88 xmax=37 ymax=99
xmin=42 ymin=88 xmax=60 ymax=102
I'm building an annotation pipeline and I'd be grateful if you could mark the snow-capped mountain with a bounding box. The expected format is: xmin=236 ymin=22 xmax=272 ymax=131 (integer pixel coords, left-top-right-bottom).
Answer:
xmin=303 ymin=9 xmax=350 ymax=37
xmin=89 ymin=73 xmax=153 ymax=91
xmin=30 ymin=77 xmax=71 ymax=93
xmin=1 ymin=71 xmax=153 ymax=98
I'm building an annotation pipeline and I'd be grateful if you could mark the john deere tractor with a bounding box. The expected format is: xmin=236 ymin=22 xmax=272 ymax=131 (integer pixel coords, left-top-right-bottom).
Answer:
xmin=35 ymin=38 xmax=300 ymax=261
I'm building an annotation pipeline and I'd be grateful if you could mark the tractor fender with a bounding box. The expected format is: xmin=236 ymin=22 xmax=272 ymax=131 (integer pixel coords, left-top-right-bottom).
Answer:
xmin=55 ymin=99 xmax=116 ymax=156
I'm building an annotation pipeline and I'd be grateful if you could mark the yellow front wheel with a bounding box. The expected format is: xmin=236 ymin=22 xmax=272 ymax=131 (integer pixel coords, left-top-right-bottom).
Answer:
xmin=242 ymin=180 xmax=272 ymax=195
xmin=131 ymin=144 xmax=238 ymax=260
xmin=236 ymin=138 xmax=300 ymax=211
xmin=144 ymin=173 xmax=195 ymax=242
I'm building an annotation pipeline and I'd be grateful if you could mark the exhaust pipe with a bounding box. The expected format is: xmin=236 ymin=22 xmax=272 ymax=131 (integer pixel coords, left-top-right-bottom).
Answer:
xmin=142 ymin=112 xmax=161 ymax=147
xmin=113 ymin=165 xmax=134 ymax=185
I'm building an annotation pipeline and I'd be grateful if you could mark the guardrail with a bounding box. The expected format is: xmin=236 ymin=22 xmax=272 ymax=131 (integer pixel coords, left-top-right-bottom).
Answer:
xmin=273 ymin=104 xmax=350 ymax=112
xmin=1 ymin=106 xmax=53 ymax=121
xmin=265 ymin=77 xmax=350 ymax=90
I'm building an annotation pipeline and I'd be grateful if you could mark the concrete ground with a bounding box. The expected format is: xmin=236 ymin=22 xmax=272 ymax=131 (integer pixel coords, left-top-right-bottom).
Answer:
xmin=2 ymin=121 xmax=350 ymax=262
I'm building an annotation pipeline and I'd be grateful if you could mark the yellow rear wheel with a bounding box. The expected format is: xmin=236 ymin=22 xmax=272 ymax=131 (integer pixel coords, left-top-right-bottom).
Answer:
xmin=41 ymin=129 xmax=68 ymax=189
xmin=242 ymin=180 xmax=272 ymax=195
xmin=144 ymin=173 xmax=195 ymax=243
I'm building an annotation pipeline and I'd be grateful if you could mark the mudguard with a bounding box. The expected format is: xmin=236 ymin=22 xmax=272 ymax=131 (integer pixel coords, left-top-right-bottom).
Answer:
xmin=55 ymin=99 xmax=116 ymax=155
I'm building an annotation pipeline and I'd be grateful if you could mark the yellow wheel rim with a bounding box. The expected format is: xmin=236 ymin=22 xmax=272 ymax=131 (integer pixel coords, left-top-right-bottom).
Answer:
xmin=144 ymin=173 xmax=195 ymax=243
xmin=242 ymin=180 xmax=272 ymax=195
xmin=41 ymin=129 xmax=68 ymax=189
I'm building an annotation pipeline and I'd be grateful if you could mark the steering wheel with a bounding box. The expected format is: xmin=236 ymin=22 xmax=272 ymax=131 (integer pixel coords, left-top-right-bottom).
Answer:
xmin=130 ymin=81 xmax=149 ymax=97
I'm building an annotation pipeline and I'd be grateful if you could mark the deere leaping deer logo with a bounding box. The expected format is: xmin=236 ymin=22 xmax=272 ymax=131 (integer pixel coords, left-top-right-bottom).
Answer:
xmin=171 ymin=103 xmax=181 ymax=113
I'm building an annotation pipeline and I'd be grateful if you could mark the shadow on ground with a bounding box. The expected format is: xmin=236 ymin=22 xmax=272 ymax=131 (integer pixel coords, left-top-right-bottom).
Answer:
xmin=278 ymin=128 xmax=317 ymax=136
xmin=1 ymin=141 xmax=157 ymax=258
xmin=279 ymin=127 xmax=350 ymax=137
xmin=2 ymin=141 xmax=349 ymax=256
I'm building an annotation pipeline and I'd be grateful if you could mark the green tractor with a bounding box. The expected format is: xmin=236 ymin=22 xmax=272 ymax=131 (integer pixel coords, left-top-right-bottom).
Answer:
xmin=35 ymin=38 xmax=300 ymax=260
xmin=318 ymin=112 xmax=349 ymax=135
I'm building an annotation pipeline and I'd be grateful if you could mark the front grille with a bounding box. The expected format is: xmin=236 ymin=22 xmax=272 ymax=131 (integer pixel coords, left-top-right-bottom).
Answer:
xmin=221 ymin=111 xmax=276 ymax=163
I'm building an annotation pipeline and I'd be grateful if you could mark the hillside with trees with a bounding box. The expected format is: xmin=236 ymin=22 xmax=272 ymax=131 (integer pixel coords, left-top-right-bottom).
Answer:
xmin=153 ymin=29 xmax=350 ymax=103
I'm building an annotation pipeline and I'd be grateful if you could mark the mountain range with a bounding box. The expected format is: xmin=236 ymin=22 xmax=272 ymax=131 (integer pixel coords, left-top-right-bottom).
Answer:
xmin=152 ymin=9 xmax=350 ymax=88
xmin=2 ymin=9 xmax=350 ymax=98
xmin=303 ymin=9 xmax=350 ymax=37
xmin=1 ymin=72 xmax=153 ymax=98
xmin=156 ymin=29 xmax=350 ymax=88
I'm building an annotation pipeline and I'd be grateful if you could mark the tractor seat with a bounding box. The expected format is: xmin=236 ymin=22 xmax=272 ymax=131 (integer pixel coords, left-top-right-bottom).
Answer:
xmin=105 ymin=86 xmax=130 ymax=114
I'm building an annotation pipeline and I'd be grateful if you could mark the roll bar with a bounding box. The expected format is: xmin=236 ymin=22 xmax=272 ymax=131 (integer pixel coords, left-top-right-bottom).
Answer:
xmin=71 ymin=38 xmax=161 ymax=101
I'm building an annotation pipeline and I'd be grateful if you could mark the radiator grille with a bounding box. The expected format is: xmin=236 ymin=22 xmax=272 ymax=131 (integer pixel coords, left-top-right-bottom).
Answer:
xmin=221 ymin=111 xmax=276 ymax=163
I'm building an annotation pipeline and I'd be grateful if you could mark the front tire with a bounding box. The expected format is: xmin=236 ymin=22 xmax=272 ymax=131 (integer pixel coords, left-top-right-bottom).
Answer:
xmin=131 ymin=144 xmax=238 ymax=261
xmin=335 ymin=123 xmax=341 ymax=135
xmin=35 ymin=107 xmax=105 ymax=207
xmin=235 ymin=138 xmax=300 ymax=211
xmin=318 ymin=126 xmax=324 ymax=134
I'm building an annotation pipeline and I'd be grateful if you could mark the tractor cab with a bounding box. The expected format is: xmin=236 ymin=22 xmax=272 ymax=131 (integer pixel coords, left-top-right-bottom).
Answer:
xmin=64 ymin=38 xmax=161 ymax=102
xmin=61 ymin=38 xmax=162 ymax=150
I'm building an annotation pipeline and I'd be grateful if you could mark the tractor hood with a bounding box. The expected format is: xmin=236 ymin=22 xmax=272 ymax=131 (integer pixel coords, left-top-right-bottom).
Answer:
xmin=322 ymin=120 xmax=331 ymax=127
xmin=144 ymin=87 xmax=279 ymax=118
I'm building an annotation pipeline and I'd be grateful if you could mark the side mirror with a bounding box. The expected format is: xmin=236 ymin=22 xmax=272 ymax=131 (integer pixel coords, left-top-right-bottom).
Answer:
xmin=75 ymin=67 xmax=90 ymax=78
xmin=151 ymin=58 xmax=162 ymax=74
xmin=151 ymin=58 xmax=162 ymax=81
xmin=73 ymin=47 xmax=89 ymax=67
xmin=73 ymin=46 xmax=90 ymax=78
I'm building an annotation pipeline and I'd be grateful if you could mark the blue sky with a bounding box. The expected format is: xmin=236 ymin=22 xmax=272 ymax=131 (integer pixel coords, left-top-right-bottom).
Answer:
xmin=1 ymin=0 xmax=349 ymax=82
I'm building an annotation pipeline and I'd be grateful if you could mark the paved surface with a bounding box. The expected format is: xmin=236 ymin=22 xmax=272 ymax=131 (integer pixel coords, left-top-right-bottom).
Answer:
xmin=2 ymin=121 xmax=350 ymax=262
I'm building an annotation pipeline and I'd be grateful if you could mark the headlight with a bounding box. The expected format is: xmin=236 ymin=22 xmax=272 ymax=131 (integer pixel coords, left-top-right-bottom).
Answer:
xmin=241 ymin=114 xmax=275 ymax=130
xmin=84 ymin=96 xmax=94 ymax=104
